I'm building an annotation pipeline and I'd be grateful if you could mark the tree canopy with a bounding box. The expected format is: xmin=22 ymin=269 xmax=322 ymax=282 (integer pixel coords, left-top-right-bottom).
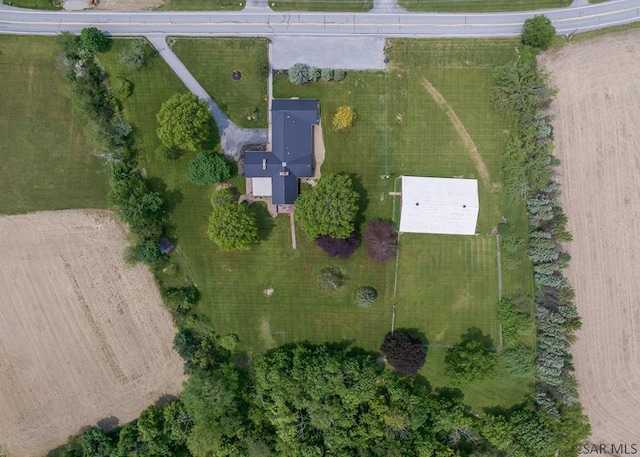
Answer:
xmin=445 ymin=327 xmax=497 ymax=385
xmin=79 ymin=27 xmax=109 ymax=53
xmin=295 ymin=174 xmax=360 ymax=239
xmin=521 ymin=15 xmax=556 ymax=50
xmin=207 ymin=201 xmax=258 ymax=251
xmin=156 ymin=93 xmax=212 ymax=152
xmin=380 ymin=331 xmax=427 ymax=376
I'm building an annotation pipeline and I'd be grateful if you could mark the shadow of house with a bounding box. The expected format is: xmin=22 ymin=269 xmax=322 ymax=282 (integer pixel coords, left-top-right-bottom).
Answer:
xmin=244 ymin=99 xmax=319 ymax=213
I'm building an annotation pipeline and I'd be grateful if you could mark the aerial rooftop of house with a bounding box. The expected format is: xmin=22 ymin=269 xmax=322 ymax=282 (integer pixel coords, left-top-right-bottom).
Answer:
xmin=244 ymin=99 xmax=320 ymax=205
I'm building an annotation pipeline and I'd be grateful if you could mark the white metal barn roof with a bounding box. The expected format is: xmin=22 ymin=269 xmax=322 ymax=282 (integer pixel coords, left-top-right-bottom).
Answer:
xmin=399 ymin=176 xmax=479 ymax=235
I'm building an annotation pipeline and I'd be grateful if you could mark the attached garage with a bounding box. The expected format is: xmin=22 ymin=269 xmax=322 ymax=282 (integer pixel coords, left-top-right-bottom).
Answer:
xmin=399 ymin=176 xmax=479 ymax=235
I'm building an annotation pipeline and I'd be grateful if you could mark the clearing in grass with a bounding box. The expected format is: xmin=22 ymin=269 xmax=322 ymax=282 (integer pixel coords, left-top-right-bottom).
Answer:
xmin=0 ymin=36 xmax=109 ymax=214
xmin=100 ymin=37 xmax=534 ymax=409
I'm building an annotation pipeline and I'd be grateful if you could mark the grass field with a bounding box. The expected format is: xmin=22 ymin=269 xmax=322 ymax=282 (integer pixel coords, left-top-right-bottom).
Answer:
xmin=270 ymin=0 xmax=372 ymax=11
xmin=157 ymin=0 xmax=243 ymax=10
xmin=98 ymin=37 xmax=533 ymax=408
xmin=398 ymin=0 xmax=570 ymax=12
xmin=170 ymin=38 xmax=269 ymax=128
xmin=6 ymin=0 xmax=61 ymax=9
xmin=0 ymin=36 xmax=108 ymax=214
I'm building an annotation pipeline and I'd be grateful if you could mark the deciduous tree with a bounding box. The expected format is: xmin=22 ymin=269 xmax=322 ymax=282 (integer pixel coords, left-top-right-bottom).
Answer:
xmin=315 ymin=231 xmax=359 ymax=258
xmin=80 ymin=27 xmax=109 ymax=53
xmin=445 ymin=327 xmax=497 ymax=384
xmin=295 ymin=174 xmax=359 ymax=239
xmin=380 ymin=331 xmax=426 ymax=376
xmin=207 ymin=202 xmax=258 ymax=251
xmin=157 ymin=93 xmax=212 ymax=152
xmin=364 ymin=219 xmax=397 ymax=263
xmin=521 ymin=15 xmax=556 ymax=50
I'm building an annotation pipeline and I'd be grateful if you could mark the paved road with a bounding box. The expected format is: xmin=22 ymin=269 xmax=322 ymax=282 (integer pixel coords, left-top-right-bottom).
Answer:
xmin=1 ymin=0 xmax=640 ymax=37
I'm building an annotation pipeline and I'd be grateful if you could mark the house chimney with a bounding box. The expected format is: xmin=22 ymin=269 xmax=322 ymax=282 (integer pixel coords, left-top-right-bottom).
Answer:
xmin=262 ymin=159 xmax=266 ymax=170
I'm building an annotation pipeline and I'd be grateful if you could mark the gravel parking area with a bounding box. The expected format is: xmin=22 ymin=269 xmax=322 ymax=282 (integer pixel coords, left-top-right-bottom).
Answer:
xmin=271 ymin=36 xmax=386 ymax=69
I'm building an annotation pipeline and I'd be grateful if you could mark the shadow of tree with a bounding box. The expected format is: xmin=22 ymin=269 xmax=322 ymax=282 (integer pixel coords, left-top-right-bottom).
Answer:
xmin=248 ymin=201 xmax=276 ymax=242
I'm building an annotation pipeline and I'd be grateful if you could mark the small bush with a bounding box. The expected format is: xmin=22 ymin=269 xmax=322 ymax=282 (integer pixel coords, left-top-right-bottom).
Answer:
xmin=315 ymin=232 xmax=359 ymax=259
xmin=355 ymin=286 xmax=377 ymax=308
xmin=218 ymin=334 xmax=239 ymax=351
xmin=321 ymin=68 xmax=334 ymax=81
xmin=334 ymin=69 xmax=346 ymax=81
xmin=332 ymin=106 xmax=357 ymax=132
xmin=504 ymin=344 xmax=536 ymax=376
xmin=380 ymin=331 xmax=426 ymax=376
xmin=210 ymin=187 xmax=237 ymax=207
xmin=162 ymin=285 xmax=200 ymax=314
xmin=113 ymin=76 xmax=133 ymax=98
xmin=309 ymin=67 xmax=321 ymax=82
xmin=187 ymin=153 xmax=232 ymax=185
xmin=317 ymin=266 xmax=348 ymax=293
xmin=288 ymin=62 xmax=311 ymax=85
xmin=498 ymin=298 xmax=533 ymax=344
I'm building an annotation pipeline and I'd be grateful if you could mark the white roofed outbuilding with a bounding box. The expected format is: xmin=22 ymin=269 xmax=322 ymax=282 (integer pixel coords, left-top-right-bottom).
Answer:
xmin=399 ymin=176 xmax=479 ymax=235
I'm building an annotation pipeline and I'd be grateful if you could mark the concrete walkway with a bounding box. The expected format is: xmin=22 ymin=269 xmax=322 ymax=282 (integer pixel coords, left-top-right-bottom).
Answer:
xmin=147 ymin=35 xmax=267 ymax=160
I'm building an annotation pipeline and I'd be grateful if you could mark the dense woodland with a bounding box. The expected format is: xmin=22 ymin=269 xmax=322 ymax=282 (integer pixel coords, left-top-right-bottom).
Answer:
xmin=51 ymin=27 xmax=590 ymax=457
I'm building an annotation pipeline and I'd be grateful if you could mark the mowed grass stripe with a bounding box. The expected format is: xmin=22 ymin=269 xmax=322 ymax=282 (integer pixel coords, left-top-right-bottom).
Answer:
xmin=395 ymin=234 xmax=499 ymax=346
xmin=0 ymin=36 xmax=109 ymax=214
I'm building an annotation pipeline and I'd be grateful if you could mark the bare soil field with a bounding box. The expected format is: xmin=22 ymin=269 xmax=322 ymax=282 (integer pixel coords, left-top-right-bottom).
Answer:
xmin=0 ymin=210 xmax=185 ymax=457
xmin=541 ymin=30 xmax=640 ymax=445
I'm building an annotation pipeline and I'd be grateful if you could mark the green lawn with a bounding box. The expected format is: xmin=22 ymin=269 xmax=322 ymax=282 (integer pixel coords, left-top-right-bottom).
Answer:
xmin=101 ymin=37 xmax=534 ymax=409
xmin=170 ymin=38 xmax=269 ymax=128
xmin=0 ymin=36 xmax=108 ymax=214
xmin=399 ymin=0 xmax=570 ymax=12
xmin=156 ymin=0 xmax=243 ymax=10
xmin=6 ymin=0 xmax=61 ymax=9
xmin=270 ymin=0 xmax=373 ymax=11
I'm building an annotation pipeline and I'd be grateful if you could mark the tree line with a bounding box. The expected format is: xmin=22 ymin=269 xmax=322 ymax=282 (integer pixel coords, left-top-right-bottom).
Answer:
xmin=54 ymin=336 xmax=585 ymax=457
xmin=492 ymin=37 xmax=590 ymax=454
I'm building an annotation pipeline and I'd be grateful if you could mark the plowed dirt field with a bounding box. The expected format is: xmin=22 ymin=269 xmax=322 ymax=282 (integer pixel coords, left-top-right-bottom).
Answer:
xmin=0 ymin=210 xmax=184 ymax=457
xmin=541 ymin=29 xmax=640 ymax=445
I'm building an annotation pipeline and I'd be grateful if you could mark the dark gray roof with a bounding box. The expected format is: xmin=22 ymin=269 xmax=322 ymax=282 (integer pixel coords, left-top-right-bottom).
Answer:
xmin=244 ymin=99 xmax=319 ymax=205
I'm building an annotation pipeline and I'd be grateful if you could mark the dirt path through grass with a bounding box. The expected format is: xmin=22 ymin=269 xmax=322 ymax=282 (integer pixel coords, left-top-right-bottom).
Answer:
xmin=421 ymin=78 xmax=490 ymax=185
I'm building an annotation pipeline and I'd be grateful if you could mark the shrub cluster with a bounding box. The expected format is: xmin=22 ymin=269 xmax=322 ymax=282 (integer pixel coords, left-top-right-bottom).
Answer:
xmin=162 ymin=285 xmax=200 ymax=315
xmin=288 ymin=63 xmax=346 ymax=85
xmin=187 ymin=152 xmax=232 ymax=186
xmin=56 ymin=29 xmax=169 ymax=268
